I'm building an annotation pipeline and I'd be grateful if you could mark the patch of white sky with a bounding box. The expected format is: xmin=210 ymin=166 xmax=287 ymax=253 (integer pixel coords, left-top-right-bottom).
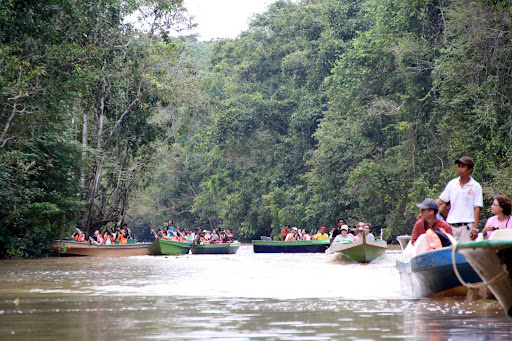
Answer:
xmin=182 ymin=0 xmax=279 ymax=41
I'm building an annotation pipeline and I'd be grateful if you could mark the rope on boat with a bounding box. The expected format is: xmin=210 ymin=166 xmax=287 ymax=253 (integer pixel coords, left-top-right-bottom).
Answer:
xmin=450 ymin=242 xmax=510 ymax=289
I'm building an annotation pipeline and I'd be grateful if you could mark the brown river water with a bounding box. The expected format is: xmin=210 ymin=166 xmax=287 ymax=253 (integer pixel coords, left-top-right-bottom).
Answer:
xmin=0 ymin=245 xmax=510 ymax=340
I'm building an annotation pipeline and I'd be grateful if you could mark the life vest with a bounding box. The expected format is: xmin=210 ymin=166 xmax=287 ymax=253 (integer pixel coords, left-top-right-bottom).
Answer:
xmin=75 ymin=234 xmax=85 ymax=242
xmin=104 ymin=234 xmax=115 ymax=244
xmin=117 ymin=234 xmax=128 ymax=244
xmin=426 ymin=228 xmax=447 ymax=251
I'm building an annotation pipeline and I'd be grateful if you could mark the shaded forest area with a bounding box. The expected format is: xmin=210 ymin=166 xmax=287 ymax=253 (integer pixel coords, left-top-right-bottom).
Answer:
xmin=1 ymin=0 xmax=512 ymax=257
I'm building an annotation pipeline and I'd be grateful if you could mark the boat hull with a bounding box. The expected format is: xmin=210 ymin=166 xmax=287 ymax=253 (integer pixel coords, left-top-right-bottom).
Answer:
xmin=252 ymin=239 xmax=330 ymax=253
xmin=190 ymin=242 xmax=240 ymax=254
xmin=396 ymin=247 xmax=481 ymax=297
xmin=50 ymin=240 xmax=151 ymax=257
xmin=149 ymin=239 xmax=192 ymax=255
xmin=326 ymin=236 xmax=387 ymax=263
xmin=457 ymin=238 xmax=512 ymax=319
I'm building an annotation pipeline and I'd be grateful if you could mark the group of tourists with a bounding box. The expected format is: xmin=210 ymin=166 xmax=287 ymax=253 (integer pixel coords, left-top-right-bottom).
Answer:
xmin=411 ymin=156 xmax=512 ymax=252
xmin=71 ymin=224 xmax=133 ymax=245
xmin=280 ymin=219 xmax=376 ymax=245
xmin=151 ymin=220 xmax=236 ymax=244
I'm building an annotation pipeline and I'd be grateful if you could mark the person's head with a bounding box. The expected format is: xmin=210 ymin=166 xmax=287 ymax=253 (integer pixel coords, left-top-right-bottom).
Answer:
xmin=492 ymin=196 xmax=512 ymax=216
xmin=94 ymin=230 xmax=100 ymax=236
xmin=340 ymin=225 xmax=349 ymax=236
xmin=416 ymin=198 xmax=439 ymax=219
xmin=337 ymin=218 xmax=345 ymax=226
xmin=363 ymin=224 xmax=371 ymax=234
xmin=319 ymin=226 xmax=326 ymax=234
xmin=168 ymin=220 xmax=173 ymax=225
xmin=285 ymin=224 xmax=290 ymax=230
xmin=122 ymin=223 xmax=127 ymax=228
xmin=455 ymin=156 xmax=474 ymax=176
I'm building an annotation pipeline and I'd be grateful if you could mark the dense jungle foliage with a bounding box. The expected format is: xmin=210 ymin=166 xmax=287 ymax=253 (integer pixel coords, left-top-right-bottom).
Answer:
xmin=1 ymin=0 xmax=512 ymax=257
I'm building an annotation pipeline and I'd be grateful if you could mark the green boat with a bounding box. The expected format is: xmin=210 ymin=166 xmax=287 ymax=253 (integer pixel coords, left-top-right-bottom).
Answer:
xmin=252 ymin=239 xmax=330 ymax=253
xmin=148 ymin=238 xmax=192 ymax=255
xmin=190 ymin=242 xmax=241 ymax=254
xmin=326 ymin=233 xmax=387 ymax=263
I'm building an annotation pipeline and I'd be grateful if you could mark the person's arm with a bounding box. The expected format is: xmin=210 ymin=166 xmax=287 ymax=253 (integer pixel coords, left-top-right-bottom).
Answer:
xmin=471 ymin=206 xmax=481 ymax=239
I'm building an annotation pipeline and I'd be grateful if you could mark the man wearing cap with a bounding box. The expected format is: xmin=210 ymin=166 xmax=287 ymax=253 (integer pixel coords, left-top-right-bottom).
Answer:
xmin=411 ymin=198 xmax=453 ymax=245
xmin=436 ymin=156 xmax=483 ymax=242
xmin=313 ymin=226 xmax=329 ymax=240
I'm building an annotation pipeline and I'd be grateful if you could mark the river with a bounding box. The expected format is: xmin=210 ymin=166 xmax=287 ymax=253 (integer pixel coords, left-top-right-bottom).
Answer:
xmin=0 ymin=245 xmax=510 ymax=340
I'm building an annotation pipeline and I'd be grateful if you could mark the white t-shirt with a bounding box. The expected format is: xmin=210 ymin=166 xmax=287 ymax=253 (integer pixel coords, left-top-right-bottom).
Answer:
xmin=439 ymin=176 xmax=483 ymax=224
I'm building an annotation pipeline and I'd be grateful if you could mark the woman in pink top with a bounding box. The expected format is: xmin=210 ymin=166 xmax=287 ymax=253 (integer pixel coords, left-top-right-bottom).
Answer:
xmin=482 ymin=196 xmax=512 ymax=239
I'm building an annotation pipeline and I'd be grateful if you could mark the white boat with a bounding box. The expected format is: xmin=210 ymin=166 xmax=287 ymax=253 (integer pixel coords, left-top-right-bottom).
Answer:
xmin=454 ymin=229 xmax=512 ymax=319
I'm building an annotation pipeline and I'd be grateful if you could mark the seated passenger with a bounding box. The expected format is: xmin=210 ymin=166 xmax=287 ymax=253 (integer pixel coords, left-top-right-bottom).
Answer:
xmin=285 ymin=227 xmax=299 ymax=241
xmin=333 ymin=225 xmax=355 ymax=244
xmin=411 ymin=198 xmax=453 ymax=251
xmin=90 ymin=230 xmax=104 ymax=246
xmin=103 ymin=229 xmax=115 ymax=245
xmin=73 ymin=228 xmax=87 ymax=242
xmin=226 ymin=229 xmax=235 ymax=243
xmin=313 ymin=226 xmax=329 ymax=240
xmin=116 ymin=228 xmax=129 ymax=244
xmin=301 ymin=229 xmax=311 ymax=240
xmin=355 ymin=223 xmax=376 ymax=241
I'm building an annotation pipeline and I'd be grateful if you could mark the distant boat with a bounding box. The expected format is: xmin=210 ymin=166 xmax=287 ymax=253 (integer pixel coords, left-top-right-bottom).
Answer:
xmin=50 ymin=240 xmax=151 ymax=257
xmin=190 ymin=242 xmax=241 ymax=254
xmin=455 ymin=229 xmax=512 ymax=319
xmin=395 ymin=234 xmax=481 ymax=297
xmin=325 ymin=233 xmax=387 ymax=263
xmin=252 ymin=239 xmax=330 ymax=253
xmin=148 ymin=239 xmax=192 ymax=255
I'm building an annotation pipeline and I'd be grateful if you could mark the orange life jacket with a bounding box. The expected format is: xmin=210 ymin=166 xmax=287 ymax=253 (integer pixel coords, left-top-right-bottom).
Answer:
xmin=117 ymin=234 xmax=128 ymax=244
xmin=75 ymin=234 xmax=85 ymax=242
xmin=104 ymin=234 xmax=115 ymax=244
xmin=426 ymin=228 xmax=447 ymax=251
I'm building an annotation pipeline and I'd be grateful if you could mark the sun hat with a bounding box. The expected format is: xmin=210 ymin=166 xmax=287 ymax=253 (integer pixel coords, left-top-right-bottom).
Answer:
xmin=455 ymin=156 xmax=475 ymax=168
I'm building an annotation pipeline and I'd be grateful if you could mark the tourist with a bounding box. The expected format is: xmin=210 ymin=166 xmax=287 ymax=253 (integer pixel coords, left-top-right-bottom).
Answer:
xmin=482 ymin=196 xmax=512 ymax=239
xmin=331 ymin=218 xmax=346 ymax=243
xmin=73 ymin=228 xmax=87 ymax=242
xmin=313 ymin=226 xmax=329 ymax=240
xmin=285 ymin=227 xmax=299 ymax=241
xmin=301 ymin=229 xmax=311 ymax=240
xmin=103 ymin=228 xmax=115 ymax=244
xmin=437 ymin=156 xmax=483 ymax=241
xmin=90 ymin=230 xmax=104 ymax=246
xmin=333 ymin=225 xmax=355 ymax=244
xmin=281 ymin=224 xmax=291 ymax=240
xmin=355 ymin=223 xmax=376 ymax=241
xmin=226 ymin=229 xmax=235 ymax=242
xmin=116 ymin=228 xmax=129 ymax=244
xmin=411 ymin=198 xmax=453 ymax=249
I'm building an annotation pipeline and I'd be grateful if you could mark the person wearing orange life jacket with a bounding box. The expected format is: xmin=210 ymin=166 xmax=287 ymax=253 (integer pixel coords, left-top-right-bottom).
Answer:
xmin=103 ymin=228 xmax=115 ymax=245
xmin=116 ymin=228 xmax=129 ymax=244
xmin=90 ymin=230 xmax=104 ymax=246
xmin=411 ymin=198 xmax=454 ymax=249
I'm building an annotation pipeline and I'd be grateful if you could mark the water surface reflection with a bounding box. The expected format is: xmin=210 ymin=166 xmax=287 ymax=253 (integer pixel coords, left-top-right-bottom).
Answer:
xmin=0 ymin=245 xmax=510 ymax=340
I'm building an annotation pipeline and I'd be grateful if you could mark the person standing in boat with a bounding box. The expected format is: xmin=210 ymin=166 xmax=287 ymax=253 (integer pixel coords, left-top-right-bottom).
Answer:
xmin=481 ymin=196 xmax=512 ymax=239
xmin=436 ymin=156 xmax=483 ymax=242
xmin=411 ymin=198 xmax=453 ymax=247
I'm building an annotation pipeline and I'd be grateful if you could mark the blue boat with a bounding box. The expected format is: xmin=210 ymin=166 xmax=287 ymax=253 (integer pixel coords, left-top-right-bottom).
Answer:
xmin=396 ymin=235 xmax=482 ymax=297
xmin=252 ymin=239 xmax=330 ymax=253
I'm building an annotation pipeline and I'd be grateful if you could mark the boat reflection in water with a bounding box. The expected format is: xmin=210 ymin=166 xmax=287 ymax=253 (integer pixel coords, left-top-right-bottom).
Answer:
xmin=0 ymin=245 xmax=510 ymax=340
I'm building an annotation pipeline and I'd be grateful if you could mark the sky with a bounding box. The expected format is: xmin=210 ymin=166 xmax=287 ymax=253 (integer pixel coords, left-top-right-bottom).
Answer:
xmin=182 ymin=0 xmax=278 ymax=41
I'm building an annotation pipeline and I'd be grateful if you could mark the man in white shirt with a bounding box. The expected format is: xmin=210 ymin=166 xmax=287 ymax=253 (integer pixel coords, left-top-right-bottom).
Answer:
xmin=437 ymin=156 xmax=483 ymax=242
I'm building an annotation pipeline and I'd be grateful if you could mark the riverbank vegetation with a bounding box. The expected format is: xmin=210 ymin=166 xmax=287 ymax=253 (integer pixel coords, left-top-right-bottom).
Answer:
xmin=1 ymin=0 xmax=511 ymax=257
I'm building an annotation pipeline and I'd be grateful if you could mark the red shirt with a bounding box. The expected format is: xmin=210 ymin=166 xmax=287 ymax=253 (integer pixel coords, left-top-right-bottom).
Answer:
xmin=411 ymin=218 xmax=453 ymax=244
xmin=281 ymin=229 xmax=288 ymax=240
